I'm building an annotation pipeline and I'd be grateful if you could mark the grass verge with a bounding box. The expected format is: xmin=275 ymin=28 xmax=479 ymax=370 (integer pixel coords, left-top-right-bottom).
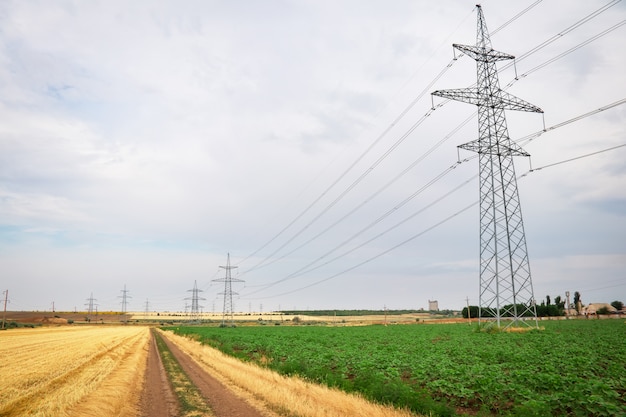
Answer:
xmin=153 ymin=330 xmax=213 ymax=417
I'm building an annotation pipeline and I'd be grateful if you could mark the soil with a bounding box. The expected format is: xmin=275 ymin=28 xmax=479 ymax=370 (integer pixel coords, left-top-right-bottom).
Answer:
xmin=139 ymin=332 xmax=179 ymax=417
xmin=141 ymin=330 xmax=269 ymax=417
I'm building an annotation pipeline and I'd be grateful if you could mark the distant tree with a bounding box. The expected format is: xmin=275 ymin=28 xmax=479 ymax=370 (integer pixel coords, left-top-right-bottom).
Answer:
xmin=462 ymin=306 xmax=479 ymax=319
xmin=574 ymin=291 xmax=581 ymax=313
xmin=610 ymin=300 xmax=624 ymax=311
xmin=553 ymin=295 xmax=565 ymax=314
xmin=535 ymin=304 xmax=564 ymax=317
xmin=597 ymin=306 xmax=611 ymax=315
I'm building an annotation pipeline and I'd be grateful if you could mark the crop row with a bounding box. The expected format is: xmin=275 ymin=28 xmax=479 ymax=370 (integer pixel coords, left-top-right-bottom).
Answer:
xmin=172 ymin=320 xmax=626 ymax=416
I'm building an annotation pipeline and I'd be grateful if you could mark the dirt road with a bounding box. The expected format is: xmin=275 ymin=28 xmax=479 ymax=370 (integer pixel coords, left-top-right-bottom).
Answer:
xmin=140 ymin=332 xmax=179 ymax=417
xmin=140 ymin=330 xmax=270 ymax=417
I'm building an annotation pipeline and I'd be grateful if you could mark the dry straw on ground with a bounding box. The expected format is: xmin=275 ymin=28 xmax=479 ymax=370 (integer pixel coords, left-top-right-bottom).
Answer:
xmin=0 ymin=326 xmax=149 ymax=417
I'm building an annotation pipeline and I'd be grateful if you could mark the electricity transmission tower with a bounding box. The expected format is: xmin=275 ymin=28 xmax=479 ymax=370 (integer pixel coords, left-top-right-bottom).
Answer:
xmin=85 ymin=293 xmax=97 ymax=321
xmin=213 ymin=253 xmax=244 ymax=327
xmin=432 ymin=5 xmax=541 ymax=328
xmin=118 ymin=284 xmax=131 ymax=314
xmin=186 ymin=280 xmax=205 ymax=322
xmin=2 ymin=290 xmax=8 ymax=330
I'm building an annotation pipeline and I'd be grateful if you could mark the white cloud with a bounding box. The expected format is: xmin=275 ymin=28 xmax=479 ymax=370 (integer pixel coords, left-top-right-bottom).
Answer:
xmin=0 ymin=0 xmax=624 ymax=311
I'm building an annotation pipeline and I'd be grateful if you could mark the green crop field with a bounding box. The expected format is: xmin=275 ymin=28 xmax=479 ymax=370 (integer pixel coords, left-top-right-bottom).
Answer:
xmin=169 ymin=319 xmax=625 ymax=416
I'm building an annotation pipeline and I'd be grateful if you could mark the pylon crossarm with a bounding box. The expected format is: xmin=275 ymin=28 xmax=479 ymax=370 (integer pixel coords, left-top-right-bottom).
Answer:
xmin=459 ymin=140 xmax=530 ymax=156
xmin=453 ymin=43 xmax=514 ymax=62
xmin=432 ymin=88 xmax=481 ymax=105
xmin=499 ymin=91 xmax=544 ymax=113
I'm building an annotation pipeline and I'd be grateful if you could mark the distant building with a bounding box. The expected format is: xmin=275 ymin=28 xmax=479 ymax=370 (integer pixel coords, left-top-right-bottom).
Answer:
xmin=428 ymin=300 xmax=439 ymax=311
xmin=583 ymin=303 xmax=618 ymax=315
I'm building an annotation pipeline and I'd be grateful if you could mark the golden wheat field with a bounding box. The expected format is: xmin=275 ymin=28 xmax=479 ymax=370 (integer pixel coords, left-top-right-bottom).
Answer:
xmin=0 ymin=326 xmax=149 ymax=417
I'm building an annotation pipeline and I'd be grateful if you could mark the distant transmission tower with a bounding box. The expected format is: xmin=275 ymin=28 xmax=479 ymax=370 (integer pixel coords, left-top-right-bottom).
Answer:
xmin=144 ymin=298 xmax=150 ymax=316
xmin=213 ymin=253 xmax=244 ymax=327
xmin=85 ymin=293 xmax=97 ymax=321
xmin=118 ymin=284 xmax=131 ymax=314
xmin=186 ymin=280 xmax=205 ymax=322
xmin=432 ymin=5 xmax=541 ymax=328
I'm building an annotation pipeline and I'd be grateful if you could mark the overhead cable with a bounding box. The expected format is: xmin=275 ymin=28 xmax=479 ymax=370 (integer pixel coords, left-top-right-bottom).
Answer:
xmin=236 ymin=2 xmax=545 ymax=272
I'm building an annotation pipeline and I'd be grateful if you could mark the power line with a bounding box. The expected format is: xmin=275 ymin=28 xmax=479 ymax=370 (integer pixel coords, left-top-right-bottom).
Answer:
xmin=255 ymin=201 xmax=478 ymax=300
xmin=505 ymin=0 xmax=622 ymax=67
xmin=236 ymin=3 xmax=545 ymax=272
xmin=250 ymin=134 xmax=625 ymax=301
xmin=516 ymin=98 xmax=626 ymax=147
xmin=236 ymin=70 xmax=453 ymax=272
xmin=489 ymin=0 xmax=543 ymax=36
xmin=242 ymin=163 xmax=476 ymax=297
xmin=509 ymin=20 xmax=625 ymax=85
xmin=239 ymin=4 xmax=618 ymax=275
xmin=235 ymin=4 xmax=624 ymax=306
xmin=243 ymin=130 xmax=623 ymax=301
xmin=240 ymin=83 xmax=450 ymax=275
xmin=242 ymin=96 xmax=624 ymax=301
xmin=246 ymin=133 xmax=626 ymax=301
xmin=525 ymin=143 xmax=626 ymax=174
xmin=242 ymin=102 xmax=446 ymax=275
xmin=238 ymin=96 xmax=625 ymax=299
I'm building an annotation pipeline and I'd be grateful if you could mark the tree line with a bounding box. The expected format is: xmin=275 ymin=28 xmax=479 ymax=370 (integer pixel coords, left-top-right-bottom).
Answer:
xmin=462 ymin=292 xmax=624 ymax=319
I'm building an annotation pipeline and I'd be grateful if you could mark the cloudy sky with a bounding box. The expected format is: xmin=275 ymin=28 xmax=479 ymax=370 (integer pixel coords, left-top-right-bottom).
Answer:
xmin=1 ymin=0 xmax=624 ymax=313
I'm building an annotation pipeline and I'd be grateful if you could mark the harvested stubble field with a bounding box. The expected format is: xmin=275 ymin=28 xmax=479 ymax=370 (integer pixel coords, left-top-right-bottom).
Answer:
xmin=0 ymin=326 xmax=149 ymax=417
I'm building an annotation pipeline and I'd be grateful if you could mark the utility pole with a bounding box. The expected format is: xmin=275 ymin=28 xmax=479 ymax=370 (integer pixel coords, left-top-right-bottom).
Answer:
xmin=213 ymin=253 xmax=244 ymax=327
xmin=2 ymin=290 xmax=8 ymax=330
xmin=118 ymin=284 xmax=131 ymax=314
xmin=185 ymin=281 xmax=205 ymax=322
xmin=432 ymin=5 xmax=541 ymax=329
xmin=51 ymin=301 xmax=55 ymax=313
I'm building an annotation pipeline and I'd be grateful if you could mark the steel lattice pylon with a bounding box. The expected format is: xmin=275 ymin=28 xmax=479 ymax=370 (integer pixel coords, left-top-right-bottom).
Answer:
xmin=213 ymin=253 xmax=244 ymax=327
xmin=432 ymin=5 xmax=542 ymax=328
xmin=186 ymin=280 xmax=205 ymax=322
